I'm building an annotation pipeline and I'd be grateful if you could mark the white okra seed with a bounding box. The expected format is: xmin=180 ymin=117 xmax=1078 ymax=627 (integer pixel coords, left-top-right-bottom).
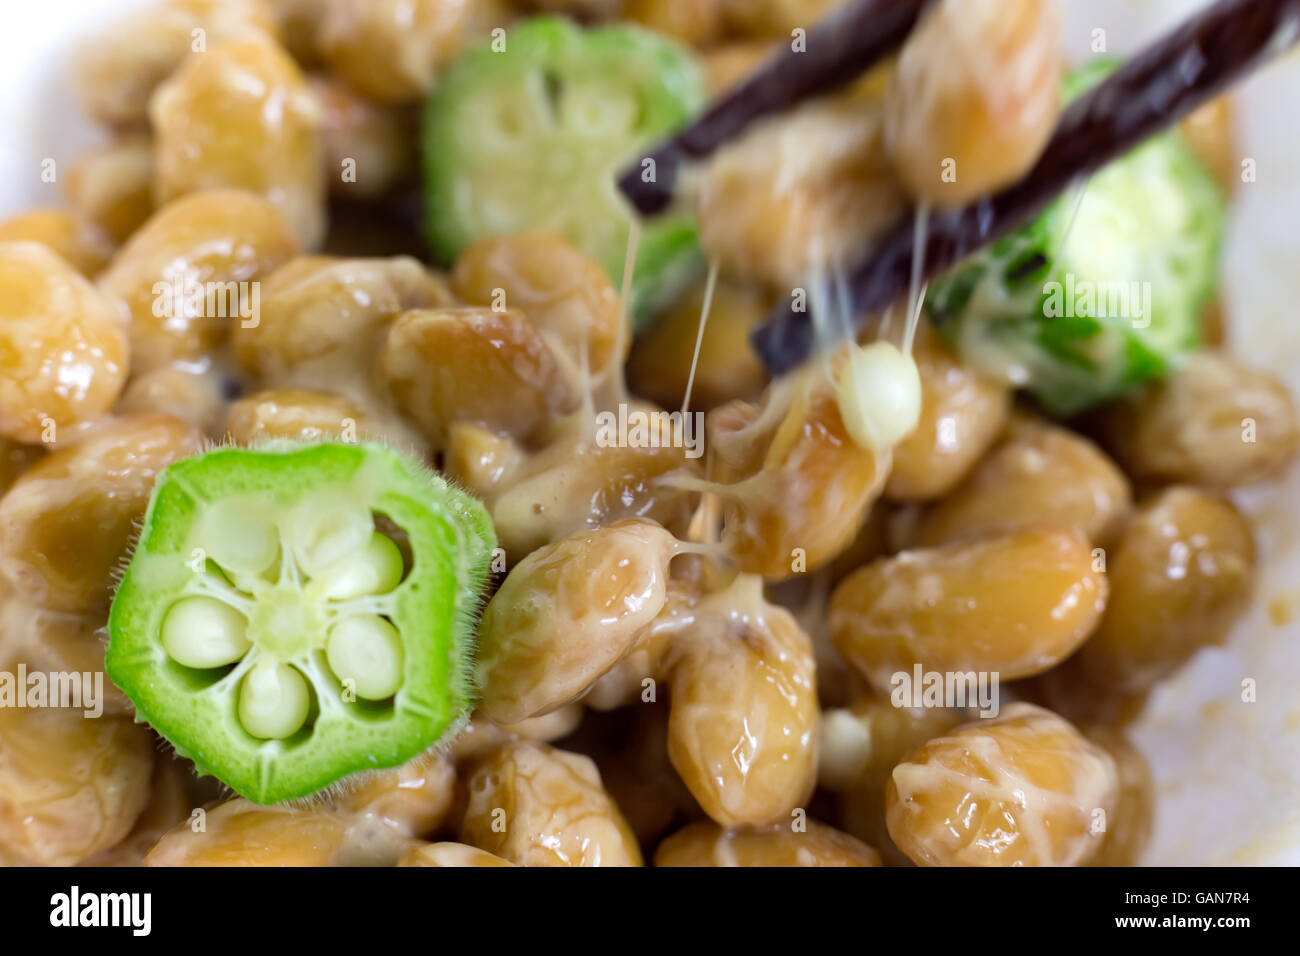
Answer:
xmin=239 ymin=662 xmax=311 ymax=739
xmin=818 ymin=708 xmax=874 ymax=791
xmin=197 ymin=496 xmax=280 ymax=579
xmin=287 ymin=490 xmax=374 ymax=575
xmin=311 ymin=532 xmax=404 ymax=600
xmin=561 ymin=84 xmax=638 ymax=137
xmin=161 ymin=596 xmax=252 ymax=669
xmin=326 ymin=615 xmax=404 ymax=701
xmin=836 ymin=341 xmax=923 ymax=453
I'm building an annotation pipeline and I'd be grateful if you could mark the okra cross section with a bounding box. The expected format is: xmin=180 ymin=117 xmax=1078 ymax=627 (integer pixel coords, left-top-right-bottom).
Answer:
xmin=106 ymin=442 xmax=496 ymax=804
xmin=422 ymin=15 xmax=708 ymax=321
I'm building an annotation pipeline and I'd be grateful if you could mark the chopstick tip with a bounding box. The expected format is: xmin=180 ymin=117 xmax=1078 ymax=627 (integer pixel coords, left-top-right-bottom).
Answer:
xmin=616 ymin=154 xmax=680 ymax=218
xmin=751 ymin=303 xmax=812 ymax=377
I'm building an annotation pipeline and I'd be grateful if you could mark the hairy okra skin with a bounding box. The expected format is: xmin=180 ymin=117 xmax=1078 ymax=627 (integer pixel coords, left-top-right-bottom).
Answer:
xmin=107 ymin=441 xmax=496 ymax=804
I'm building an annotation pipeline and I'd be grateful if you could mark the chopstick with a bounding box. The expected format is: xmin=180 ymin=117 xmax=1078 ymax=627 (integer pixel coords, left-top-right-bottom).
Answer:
xmin=749 ymin=0 xmax=1300 ymax=373
xmin=620 ymin=0 xmax=1300 ymax=375
xmin=616 ymin=0 xmax=933 ymax=216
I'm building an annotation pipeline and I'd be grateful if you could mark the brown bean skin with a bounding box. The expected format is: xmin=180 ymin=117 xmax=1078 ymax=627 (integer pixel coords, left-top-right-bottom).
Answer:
xmin=312 ymin=77 xmax=417 ymax=201
xmin=826 ymin=697 xmax=968 ymax=865
xmin=146 ymin=799 xmax=354 ymax=866
xmin=223 ymin=388 xmax=369 ymax=445
xmin=655 ymin=820 xmax=880 ymax=867
xmin=627 ymin=276 xmax=769 ymax=414
xmin=698 ymin=95 xmax=906 ymax=289
xmin=481 ymin=408 xmax=697 ymax=559
xmin=592 ymin=702 xmax=702 ymax=848
xmin=884 ymin=0 xmax=1062 ymax=207
xmin=0 ymin=241 xmax=129 ymax=443
xmin=460 ymin=741 xmax=643 ymax=867
xmin=72 ymin=0 xmax=278 ymax=126
xmin=1095 ymin=352 xmax=1300 ymax=489
xmin=318 ymin=0 xmax=485 ymax=104
xmin=0 ymin=441 xmax=42 ymax=497
xmin=1086 ymin=728 xmax=1154 ymax=867
xmin=708 ymin=358 xmax=890 ymax=580
xmin=518 ymin=0 xmax=621 ymax=16
xmin=233 ymin=255 xmax=452 ymax=383
xmin=0 ymin=415 xmax=204 ymax=612
xmin=720 ymin=0 xmax=846 ymax=38
xmin=625 ymin=0 xmax=725 ymax=47
xmin=1076 ymin=487 xmax=1255 ymax=694
xmin=884 ymin=322 xmax=1012 ymax=502
xmin=97 ymin=190 xmax=300 ymax=373
xmin=398 ymin=842 xmax=516 ymax=866
xmin=476 ymin=520 xmax=677 ymax=724
xmin=0 ymin=210 xmax=113 ymax=277
xmin=830 ymin=529 xmax=1108 ymax=691
xmin=666 ymin=575 xmax=819 ymax=828
xmin=116 ymin=362 xmax=230 ymax=438
xmin=0 ymin=586 xmax=132 ymax=717
xmin=444 ymin=423 xmax=528 ymax=497
xmin=1200 ymin=298 xmax=1226 ymax=348
xmin=64 ymin=136 xmax=156 ymax=247
xmin=262 ymin=0 xmax=330 ymax=67
xmin=819 ymin=696 xmax=968 ymax=794
xmin=915 ymin=422 xmax=1132 ymax=547
xmin=452 ymin=233 xmax=624 ymax=374
xmin=331 ymin=750 xmax=457 ymax=839
xmin=584 ymin=565 xmax=705 ymax=712
xmin=150 ymin=34 xmax=326 ymax=248
xmin=701 ymin=42 xmax=775 ymax=95
xmin=381 ymin=307 xmax=575 ymax=449
xmin=885 ymin=703 xmax=1118 ymax=867
xmin=83 ymin=755 xmax=200 ymax=866
xmin=441 ymin=706 xmax=587 ymax=768
xmin=0 ymin=703 xmax=154 ymax=865
xmin=1180 ymin=95 xmax=1238 ymax=195
xmin=1011 ymin=658 xmax=1150 ymax=734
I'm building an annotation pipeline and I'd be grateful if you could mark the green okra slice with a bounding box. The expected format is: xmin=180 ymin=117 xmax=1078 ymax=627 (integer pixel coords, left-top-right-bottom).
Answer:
xmin=106 ymin=441 xmax=495 ymax=804
xmin=926 ymin=59 xmax=1226 ymax=415
xmin=423 ymin=15 xmax=708 ymax=322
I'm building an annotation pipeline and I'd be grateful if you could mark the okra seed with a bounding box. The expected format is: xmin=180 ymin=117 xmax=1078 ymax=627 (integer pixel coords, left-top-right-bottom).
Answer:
xmin=198 ymin=497 xmax=280 ymax=578
xmin=311 ymin=532 xmax=404 ymax=600
xmin=560 ymin=83 xmax=637 ymax=138
xmin=326 ymin=615 xmax=404 ymax=701
xmin=161 ymin=596 xmax=252 ymax=669
xmin=837 ymin=341 xmax=923 ymax=453
xmin=238 ymin=662 xmax=311 ymax=739
xmin=818 ymin=709 xmax=874 ymax=791
xmin=287 ymin=492 xmax=374 ymax=575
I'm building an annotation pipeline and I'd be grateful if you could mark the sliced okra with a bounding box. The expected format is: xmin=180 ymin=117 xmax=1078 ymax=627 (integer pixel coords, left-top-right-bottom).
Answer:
xmin=107 ymin=441 xmax=495 ymax=804
xmin=422 ymin=15 xmax=708 ymax=321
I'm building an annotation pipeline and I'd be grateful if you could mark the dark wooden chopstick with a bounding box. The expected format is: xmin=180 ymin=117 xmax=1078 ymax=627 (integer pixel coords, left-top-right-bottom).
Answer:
xmin=616 ymin=0 xmax=933 ymax=216
xmin=750 ymin=0 xmax=1300 ymax=374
